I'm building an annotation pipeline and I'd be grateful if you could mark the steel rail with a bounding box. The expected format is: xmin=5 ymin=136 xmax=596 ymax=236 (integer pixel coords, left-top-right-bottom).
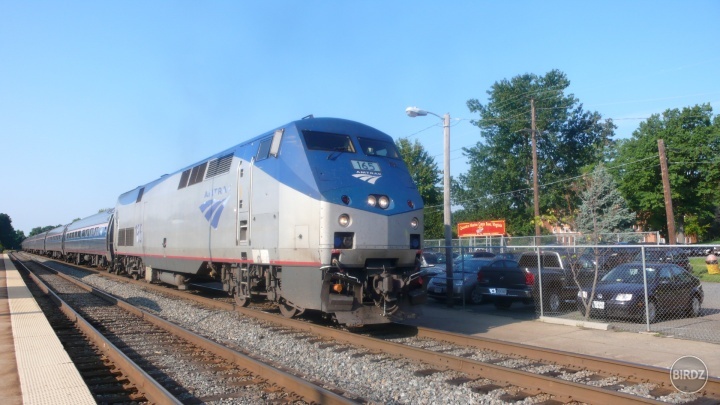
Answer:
xmin=412 ymin=326 xmax=720 ymax=397
xmin=64 ymin=267 xmax=659 ymax=403
xmin=24 ymin=257 xmax=355 ymax=405
xmin=14 ymin=259 xmax=181 ymax=405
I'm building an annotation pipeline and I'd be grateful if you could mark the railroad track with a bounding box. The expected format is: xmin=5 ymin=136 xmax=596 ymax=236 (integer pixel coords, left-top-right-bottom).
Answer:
xmin=18 ymin=266 xmax=147 ymax=404
xmin=17 ymin=252 xmax=720 ymax=404
xmin=11 ymin=254 xmax=357 ymax=404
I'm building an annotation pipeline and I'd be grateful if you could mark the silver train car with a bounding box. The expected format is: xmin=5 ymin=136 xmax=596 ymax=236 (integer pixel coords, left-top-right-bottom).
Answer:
xmin=44 ymin=225 xmax=66 ymax=259
xmin=63 ymin=210 xmax=113 ymax=267
xmin=21 ymin=231 xmax=49 ymax=253
xmin=24 ymin=117 xmax=427 ymax=325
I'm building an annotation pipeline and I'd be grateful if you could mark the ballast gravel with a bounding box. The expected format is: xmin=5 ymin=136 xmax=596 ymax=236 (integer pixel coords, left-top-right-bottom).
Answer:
xmin=53 ymin=264 xmax=698 ymax=404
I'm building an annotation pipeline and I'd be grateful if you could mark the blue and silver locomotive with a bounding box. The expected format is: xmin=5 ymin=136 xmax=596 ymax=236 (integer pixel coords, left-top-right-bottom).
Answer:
xmin=26 ymin=117 xmax=427 ymax=325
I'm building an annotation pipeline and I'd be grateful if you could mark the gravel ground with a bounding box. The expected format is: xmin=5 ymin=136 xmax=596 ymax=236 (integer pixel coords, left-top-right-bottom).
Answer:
xmin=49 ymin=262 xmax=700 ymax=404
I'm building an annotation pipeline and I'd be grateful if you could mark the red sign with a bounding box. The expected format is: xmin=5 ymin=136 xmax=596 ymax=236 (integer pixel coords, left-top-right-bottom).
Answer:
xmin=457 ymin=220 xmax=506 ymax=237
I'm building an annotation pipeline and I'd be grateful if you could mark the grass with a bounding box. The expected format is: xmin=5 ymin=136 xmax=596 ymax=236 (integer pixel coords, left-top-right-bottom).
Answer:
xmin=690 ymin=257 xmax=720 ymax=282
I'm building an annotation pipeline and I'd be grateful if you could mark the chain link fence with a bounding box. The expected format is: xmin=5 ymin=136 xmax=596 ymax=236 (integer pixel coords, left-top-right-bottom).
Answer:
xmin=421 ymin=240 xmax=720 ymax=344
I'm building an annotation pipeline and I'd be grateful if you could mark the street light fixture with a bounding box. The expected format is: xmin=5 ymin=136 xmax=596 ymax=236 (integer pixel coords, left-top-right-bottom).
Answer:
xmin=405 ymin=106 xmax=454 ymax=306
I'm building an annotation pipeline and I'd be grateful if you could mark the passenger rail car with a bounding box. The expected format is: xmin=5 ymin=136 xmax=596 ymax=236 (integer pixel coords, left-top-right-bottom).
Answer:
xmin=44 ymin=225 xmax=66 ymax=259
xmin=63 ymin=210 xmax=113 ymax=267
xmin=24 ymin=117 xmax=427 ymax=326
xmin=21 ymin=231 xmax=49 ymax=254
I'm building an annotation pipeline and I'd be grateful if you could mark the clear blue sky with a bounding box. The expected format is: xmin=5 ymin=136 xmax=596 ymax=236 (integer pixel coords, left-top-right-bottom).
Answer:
xmin=2 ymin=1 xmax=719 ymax=235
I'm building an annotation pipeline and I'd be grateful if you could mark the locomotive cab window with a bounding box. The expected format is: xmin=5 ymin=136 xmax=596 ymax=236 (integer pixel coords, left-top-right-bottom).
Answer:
xmin=302 ymin=131 xmax=356 ymax=153
xmin=357 ymin=137 xmax=400 ymax=159
xmin=255 ymin=137 xmax=273 ymax=161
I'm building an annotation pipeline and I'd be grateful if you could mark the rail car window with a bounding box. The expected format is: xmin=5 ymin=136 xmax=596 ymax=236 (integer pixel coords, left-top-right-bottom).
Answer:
xmin=178 ymin=169 xmax=191 ymax=189
xmin=255 ymin=138 xmax=273 ymax=161
xmin=303 ymin=131 xmax=356 ymax=153
xmin=189 ymin=162 xmax=207 ymax=186
xmin=357 ymin=137 xmax=400 ymax=159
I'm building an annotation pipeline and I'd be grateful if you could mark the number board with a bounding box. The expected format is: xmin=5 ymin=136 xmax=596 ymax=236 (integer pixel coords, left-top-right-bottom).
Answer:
xmin=351 ymin=160 xmax=381 ymax=172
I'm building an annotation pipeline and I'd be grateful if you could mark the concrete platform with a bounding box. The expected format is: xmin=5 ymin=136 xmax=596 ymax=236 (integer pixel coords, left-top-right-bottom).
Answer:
xmin=0 ymin=254 xmax=94 ymax=405
xmin=404 ymin=300 xmax=720 ymax=378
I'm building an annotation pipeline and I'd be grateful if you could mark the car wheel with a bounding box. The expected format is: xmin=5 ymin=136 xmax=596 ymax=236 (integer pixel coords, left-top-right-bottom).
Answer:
xmin=645 ymin=301 xmax=657 ymax=323
xmin=470 ymin=287 xmax=485 ymax=305
xmin=494 ymin=298 xmax=512 ymax=310
xmin=543 ymin=291 xmax=561 ymax=313
xmin=688 ymin=296 xmax=702 ymax=318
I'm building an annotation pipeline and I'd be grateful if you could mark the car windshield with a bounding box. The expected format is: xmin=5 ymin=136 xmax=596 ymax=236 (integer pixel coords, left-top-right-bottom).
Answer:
xmin=601 ymin=264 xmax=657 ymax=284
xmin=454 ymin=259 xmax=492 ymax=274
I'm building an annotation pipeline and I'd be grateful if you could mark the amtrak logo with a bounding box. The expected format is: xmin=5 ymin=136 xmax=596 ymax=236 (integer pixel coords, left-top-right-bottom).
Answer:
xmin=199 ymin=198 xmax=228 ymax=229
xmin=352 ymin=173 xmax=381 ymax=184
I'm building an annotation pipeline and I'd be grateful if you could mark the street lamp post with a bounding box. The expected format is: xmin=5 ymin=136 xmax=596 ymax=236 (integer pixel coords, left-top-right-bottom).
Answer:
xmin=406 ymin=106 xmax=453 ymax=306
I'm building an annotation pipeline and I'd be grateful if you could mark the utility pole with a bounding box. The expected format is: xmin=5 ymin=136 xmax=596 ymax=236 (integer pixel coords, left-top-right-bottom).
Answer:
xmin=531 ymin=98 xmax=540 ymax=238
xmin=658 ymin=139 xmax=676 ymax=244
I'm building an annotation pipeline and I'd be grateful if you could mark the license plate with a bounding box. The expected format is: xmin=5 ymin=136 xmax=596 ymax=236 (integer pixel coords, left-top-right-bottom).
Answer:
xmin=592 ymin=300 xmax=605 ymax=309
xmin=489 ymin=288 xmax=507 ymax=295
xmin=433 ymin=287 xmax=445 ymax=294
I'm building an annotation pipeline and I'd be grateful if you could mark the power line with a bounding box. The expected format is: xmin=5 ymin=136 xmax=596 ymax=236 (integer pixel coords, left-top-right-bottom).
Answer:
xmin=422 ymin=154 xmax=662 ymax=212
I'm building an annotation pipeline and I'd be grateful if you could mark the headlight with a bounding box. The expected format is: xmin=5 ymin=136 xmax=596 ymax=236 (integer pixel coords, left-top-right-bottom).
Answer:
xmin=338 ymin=214 xmax=350 ymax=227
xmin=367 ymin=194 xmax=390 ymax=209
xmin=410 ymin=217 xmax=419 ymax=229
xmin=578 ymin=291 xmax=588 ymax=299
xmin=615 ymin=293 xmax=633 ymax=301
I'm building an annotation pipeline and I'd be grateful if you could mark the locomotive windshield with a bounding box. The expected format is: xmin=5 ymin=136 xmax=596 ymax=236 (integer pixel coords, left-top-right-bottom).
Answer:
xmin=357 ymin=137 xmax=400 ymax=159
xmin=303 ymin=131 xmax=356 ymax=152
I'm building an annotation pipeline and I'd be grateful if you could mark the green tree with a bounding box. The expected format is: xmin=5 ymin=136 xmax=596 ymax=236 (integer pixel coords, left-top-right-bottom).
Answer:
xmin=573 ymin=164 xmax=635 ymax=319
xmin=576 ymin=164 xmax=636 ymax=242
xmin=614 ymin=104 xmax=720 ymax=241
xmin=457 ymin=70 xmax=614 ymax=235
xmin=397 ymin=138 xmax=444 ymax=239
xmin=29 ymin=225 xmax=61 ymax=237
xmin=0 ymin=213 xmax=20 ymax=250
xmin=14 ymin=230 xmax=26 ymax=247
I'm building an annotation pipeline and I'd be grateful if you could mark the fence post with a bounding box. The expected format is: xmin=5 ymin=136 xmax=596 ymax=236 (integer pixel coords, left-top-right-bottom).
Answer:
xmin=641 ymin=245 xmax=651 ymax=331
xmin=536 ymin=247 xmax=543 ymax=318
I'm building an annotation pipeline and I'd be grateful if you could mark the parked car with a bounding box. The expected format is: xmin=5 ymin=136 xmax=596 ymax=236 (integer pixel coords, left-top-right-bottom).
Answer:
xmin=471 ymin=250 xmax=496 ymax=258
xmin=576 ymin=262 xmax=703 ymax=323
xmin=426 ymin=258 xmax=505 ymax=304
xmin=422 ymin=251 xmax=447 ymax=266
xmin=633 ymin=248 xmax=692 ymax=272
xmin=418 ymin=251 xmax=447 ymax=288
xmin=471 ymin=259 xmax=530 ymax=309
xmin=494 ymin=252 xmax=519 ymax=261
xmin=579 ymin=246 xmax=635 ymax=272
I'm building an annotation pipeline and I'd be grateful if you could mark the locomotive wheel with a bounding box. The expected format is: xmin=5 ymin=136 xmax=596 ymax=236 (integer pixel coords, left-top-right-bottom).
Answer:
xmin=279 ymin=299 xmax=304 ymax=318
xmin=234 ymin=284 xmax=251 ymax=307
xmin=234 ymin=292 xmax=250 ymax=307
